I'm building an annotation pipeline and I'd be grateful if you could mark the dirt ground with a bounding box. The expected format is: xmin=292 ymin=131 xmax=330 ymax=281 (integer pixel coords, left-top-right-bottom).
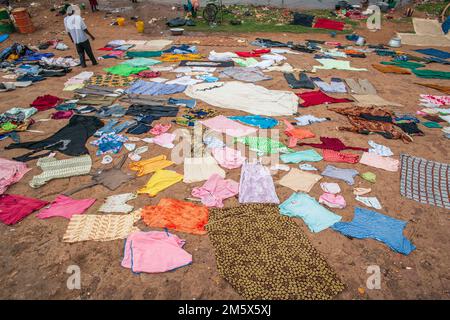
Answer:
xmin=0 ymin=1 xmax=449 ymax=300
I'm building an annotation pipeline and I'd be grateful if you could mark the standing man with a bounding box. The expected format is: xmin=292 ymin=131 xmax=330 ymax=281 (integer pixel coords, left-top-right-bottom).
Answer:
xmin=64 ymin=5 xmax=98 ymax=68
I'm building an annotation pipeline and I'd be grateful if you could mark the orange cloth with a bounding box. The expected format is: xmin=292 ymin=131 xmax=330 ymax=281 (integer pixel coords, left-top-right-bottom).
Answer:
xmin=414 ymin=82 xmax=450 ymax=95
xmin=141 ymin=198 xmax=208 ymax=235
xmin=282 ymin=119 xmax=315 ymax=148
xmin=129 ymin=155 xmax=173 ymax=177
xmin=372 ymin=64 xmax=411 ymax=74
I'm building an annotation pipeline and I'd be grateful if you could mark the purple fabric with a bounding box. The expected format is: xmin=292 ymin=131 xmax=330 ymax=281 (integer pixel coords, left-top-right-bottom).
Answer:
xmin=238 ymin=162 xmax=279 ymax=204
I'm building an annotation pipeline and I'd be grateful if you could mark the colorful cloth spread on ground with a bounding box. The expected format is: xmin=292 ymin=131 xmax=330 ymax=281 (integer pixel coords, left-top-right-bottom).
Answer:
xmin=140 ymin=198 xmax=208 ymax=235
xmin=297 ymin=90 xmax=352 ymax=107
xmin=280 ymin=149 xmax=323 ymax=163
xmin=0 ymin=194 xmax=49 ymax=225
xmin=0 ymin=158 xmax=31 ymax=194
xmin=183 ymin=156 xmax=225 ymax=183
xmin=191 ymin=174 xmax=239 ymax=208
xmin=239 ymin=162 xmax=279 ymax=204
xmin=129 ymin=155 xmax=173 ymax=176
xmin=227 ymin=115 xmax=278 ymax=129
xmin=36 ymin=195 xmax=95 ymax=219
xmin=400 ymin=154 xmax=450 ymax=209
xmin=138 ymin=170 xmax=183 ymax=197
xmin=313 ymin=18 xmax=345 ymax=31
xmin=199 ymin=115 xmax=257 ymax=137
xmin=332 ymin=207 xmax=416 ymax=255
xmin=99 ymin=193 xmax=136 ymax=213
xmin=206 ymin=203 xmax=345 ymax=299
xmin=121 ymin=231 xmax=192 ymax=274
xmin=88 ymin=74 xmax=135 ymax=87
xmin=278 ymin=168 xmax=322 ymax=192
xmin=234 ymin=136 xmax=291 ymax=154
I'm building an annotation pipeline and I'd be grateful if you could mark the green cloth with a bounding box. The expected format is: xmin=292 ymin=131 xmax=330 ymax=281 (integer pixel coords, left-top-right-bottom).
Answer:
xmin=381 ymin=60 xmax=425 ymax=70
xmin=422 ymin=121 xmax=442 ymax=128
xmin=104 ymin=64 xmax=148 ymax=76
xmin=233 ymin=58 xmax=258 ymax=67
xmin=234 ymin=136 xmax=292 ymax=155
xmin=126 ymin=51 xmax=162 ymax=58
xmin=412 ymin=69 xmax=450 ymax=79
xmin=360 ymin=172 xmax=376 ymax=183
xmin=1 ymin=122 xmax=17 ymax=131
xmin=120 ymin=58 xmax=161 ymax=67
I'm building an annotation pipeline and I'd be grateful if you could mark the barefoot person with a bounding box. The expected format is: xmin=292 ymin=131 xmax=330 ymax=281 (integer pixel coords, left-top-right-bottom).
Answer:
xmin=64 ymin=5 xmax=98 ymax=68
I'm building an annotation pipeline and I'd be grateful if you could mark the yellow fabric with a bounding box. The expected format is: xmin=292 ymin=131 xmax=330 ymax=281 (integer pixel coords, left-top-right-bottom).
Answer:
xmin=160 ymin=53 xmax=204 ymax=62
xmin=138 ymin=170 xmax=183 ymax=197
xmin=129 ymin=155 xmax=174 ymax=177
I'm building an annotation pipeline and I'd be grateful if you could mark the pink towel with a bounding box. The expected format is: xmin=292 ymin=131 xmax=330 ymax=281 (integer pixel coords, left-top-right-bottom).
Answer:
xmin=359 ymin=152 xmax=399 ymax=172
xmin=121 ymin=231 xmax=192 ymax=273
xmin=191 ymin=173 xmax=239 ymax=207
xmin=200 ymin=115 xmax=257 ymax=137
xmin=36 ymin=194 xmax=96 ymax=219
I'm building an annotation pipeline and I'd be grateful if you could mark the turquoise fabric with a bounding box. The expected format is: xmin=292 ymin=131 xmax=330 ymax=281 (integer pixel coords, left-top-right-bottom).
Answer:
xmin=228 ymin=115 xmax=278 ymax=129
xmin=279 ymin=193 xmax=342 ymax=233
xmin=280 ymin=149 xmax=323 ymax=163
xmin=120 ymin=58 xmax=161 ymax=67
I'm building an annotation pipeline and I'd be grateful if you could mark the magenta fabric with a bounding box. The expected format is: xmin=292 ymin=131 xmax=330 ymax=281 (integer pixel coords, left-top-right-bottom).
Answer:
xmin=149 ymin=123 xmax=171 ymax=135
xmin=121 ymin=231 xmax=192 ymax=273
xmin=36 ymin=194 xmax=96 ymax=219
xmin=191 ymin=173 xmax=239 ymax=208
xmin=0 ymin=194 xmax=49 ymax=225
xmin=297 ymin=90 xmax=352 ymax=107
xmin=51 ymin=110 xmax=74 ymax=120
xmin=313 ymin=18 xmax=345 ymax=31
xmin=30 ymin=95 xmax=62 ymax=111
xmin=0 ymin=158 xmax=31 ymax=195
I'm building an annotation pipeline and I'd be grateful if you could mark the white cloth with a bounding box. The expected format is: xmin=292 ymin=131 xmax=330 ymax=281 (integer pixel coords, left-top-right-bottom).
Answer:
xmin=320 ymin=182 xmax=341 ymax=194
xmin=368 ymin=140 xmax=393 ymax=157
xmin=295 ymin=115 xmax=328 ymax=126
xmin=166 ymin=76 xmax=203 ymax=86
xmin=355 ymin=195 xmax=382 ymax=210
xmin=99 ymin=193 xmax=137 ymax=213
xmin=208 ymin=51 xmax=238 ymax=61
xmin=184 ymin=81 xmax=298 ymax=116
xmin=64 ymin=15 xmax=88 ymax=44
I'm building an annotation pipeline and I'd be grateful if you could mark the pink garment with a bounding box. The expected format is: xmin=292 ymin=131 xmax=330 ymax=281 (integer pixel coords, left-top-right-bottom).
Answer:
xmin=149 ymin=133 xmax=176 ymax=148
xmin=319 ymin=193 xmax=346 ymax=209
xmin=36 ymin=194 xmax=96 ymax=219
xmin=0 ymin=158 xmax=31 ymax=195
xmin=211 ymin=146 xmax=246 ymax=169
xmin=150 ymin=123 xmax=171 ymax=136
xmin=200 ymin=115 xmax=257 ymax=138
xmin=191 ymin=173 xmax=239 ymax=208
xmin=0 ymin=194 xmax=49 ymax=225
xmin=359 ymin=152 xmax=399 ymax=172
xmin=121 ymin=231 xmax=192 ymax=273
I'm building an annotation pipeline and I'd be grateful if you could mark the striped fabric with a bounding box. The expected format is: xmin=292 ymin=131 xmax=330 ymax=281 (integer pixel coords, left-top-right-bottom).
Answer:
xmin=400 ymin=154 xmax=450 ymax=209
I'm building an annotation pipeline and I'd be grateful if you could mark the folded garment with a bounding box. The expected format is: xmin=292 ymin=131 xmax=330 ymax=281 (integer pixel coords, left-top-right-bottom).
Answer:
xmin=319 ymin=192 xmax=346 ymax=209
xmin=355 ymin=195 xmax=382 ymax=210
xmin=183 ymin=156 xmax=225 ymax=183
xmin=299 ymin=137 xmax=368 ymax=152
xmin=220 ymin=67 xmax=272 ymax=82
xmin=235 ymin=136 xmax=291 ymax=155
xmin=312 ymin=59 xmax=367 ymax=72
xmin=361 ymin=171 xmax=377 ymax=183
xmin=30 ymin=94 xmax=62 ymax=111
xmin=320 ymin=182 xmax=341 ymax=194
xmin=294 ymin=115 xmax=329 ymax=126
xmin=313 ymin=18 xmax=345 ymax=31
xmin=283 ymin=119 xmax=315 ymax=147
xmin=129 ymin=155 xmax=173 ymax=177
xmin=368 ymin=140 xmax=393 ymax=156
xmin=211 ymin=147 xmax=246 ymax=169
xmin=125 ymin=80 xmax=186 ymax=95
xmin=192 ymin=173 xmax=239 ymax=208
xmin=345 ymin=78 xmax=377 ymax=95
xmin=104 ymin=64 xmax=148 ymax=76
xmin=359 ymin=152 xmax=399 ymax=172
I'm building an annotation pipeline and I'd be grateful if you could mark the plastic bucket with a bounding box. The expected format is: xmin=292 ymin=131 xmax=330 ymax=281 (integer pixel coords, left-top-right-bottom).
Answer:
xmin=117 ymin=17 xmax=125 ymax=26
xmin=11 ymin=7 xmax=35 ymax=34
xmin=136 ymin=20 xmax=144 ymax=33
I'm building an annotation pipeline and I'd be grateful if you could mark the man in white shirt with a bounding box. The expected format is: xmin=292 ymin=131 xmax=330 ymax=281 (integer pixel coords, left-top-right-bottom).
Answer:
xmin=64 ymin=6 xmax=97 ymax=68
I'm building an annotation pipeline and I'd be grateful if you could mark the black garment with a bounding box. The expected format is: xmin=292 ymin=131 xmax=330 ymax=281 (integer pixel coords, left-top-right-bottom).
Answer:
xmin=126 ymin=104 xmax=179 ymax=118
xmin=292 ymin=13 xmax=315 ymax=27
xmin=252 ymin=38 xmax=288 ymax=48
xmin=167 ymin=17 xmax=186 ymax=27
xmin=290 ymin=44 xmax=316 ymax=53
xmin=6 ymin=115 xmax=103 ymax=156
xmin=76 ymin=40 xmax=97 ymax=67
xmin=284 ymin=72 xmax=315 ymax=89
xmin=360 ymin=114 xmax=393 ymax=123
xmin=395 ymin=122 xmax=424 ymax=136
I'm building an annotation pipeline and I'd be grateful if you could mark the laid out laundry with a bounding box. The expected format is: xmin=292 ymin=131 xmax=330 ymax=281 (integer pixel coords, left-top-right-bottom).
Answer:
xmin=311 ymin=77 xmax=347 ymax=93
xmin=354 ymin=188 xmax=372 ymax=196
xmin=278 ymin=168 xmax=322 ymax=193
xmin=322 ymin=149 xmax=359 ymax=164
xmin=319 ymin=192 xmax=346 ymax=209
xmin=322 ymin=165 xmax=359 ymax=185
xmin=0 ymin=194 xmax=49 ymax=225
xmin=312 ymin=59 xmax=368 ymax=72
xmin=355 ymin=195 xmax=382 ymax=210
xmin=129 ymin=155 xmax=173 ymax=176
xmin=361 ymin=171 xmax=377 ymax=183
xmin=179 ymin=60 xmax=235 ymax=68
xmin=397 ymin=18 xmax=450 ymax=47
xmin=415 ymin=48 xmax=450 ymax=59
xmin=183 ymin=156 xmax=225 ymax=183
xmin=299 ymin=137 xmax=368 ymax=152
xmin=63 ymin=211 xmax=140 ymax=243
xmin=120 ymin=57 xmax=161 ymax=67
xmin=104 ymin=64 xmax=148 ymax=76
xmin=166 ymin=75 xmax=203 ymax=86
xmin=192 ymin=173 xmax=239 ymax=208
xmin=168 ymin=98 xmax=196 ymax=109
xmin=128 ymin=146 xmax=149 ymax=162
xmin=220 ymin=67 xmax=272 ymax=82
xmin=264 ymin=63 xmax=295 ymax=73
xmin=30 ymin=94 xmax=62 ymax=111
xmin=359 ymin=152 xmax=399 ymax=172
xmin=98 ymin=193 xmax=137 ymax=214
xmin=345 ymin=78 xmax=377 ymax=95
xmin=138 ymin=169 xmax=183 ymax=197
xmin=282 ymin=119 xmax=315 ymax=147
xmin=208 ymin=51 xmax=239 ymax=61
xmin=161 ymin=53 xmax=204 ymax=62
xmin=235 ymin=136 xmax=291 ymax=155
xmin=0 ymin=158 xmax=31 ymax=194
xmin=29 ymin=155 xmax=92 ymax=188
xmin=88 ymin=74 xmax=135 ymax=87
xmin=36 ymin=195 xmax=96 ymax=219
xmin=294 ymin=115 xmax=330 ymax=126
xmin=284 ymin=72 xmax=315 ymax=89
xmin=320 ymin=182 xmax=341 ymax=194
xmin=184 ymin=81 xmax=299 ymax=116
xmin=228 ymin=115 xmax=278 ymax=129
xmin=372 ymin=64 xmax=411 ymax=74
xmin=368 ymin=140 xmax=393 ymax=156
xmin=414 ymin=82 xmax=450 ymax=95
xmin=313 ymin=18 xmax=345 ymax=31
xmin=351 ymin=94 xmax=402 ymax=107
xmin=125 ymin=80 xmax=186 ymax=95
xmin=121 ymin=231 xmax=192 ymax=274
xmin=419 ymin=94 xmax=450 ymax=107
xmin=140 ymin=198 xmax=208 ymax=235
xmin=299 ymin=163 xmax=318 ymax=171
xmin=211 ymin=147 xmax=246 ymax=169
xmin=297 ymin=90 xmax=352 ymax=107
xmin=200 ymin=115 xmax=258 ymax=138
xmin=239 ymin=162 xmax=279 ymax=204
xmin=235 ymin=49 xmax=270 ymax=57
xmin=279 ymin=193 xmax=342 ymax=232
xmin=332 ymin=207 xmax=416 ymax=255
xmin=91 ymin=133 xmax=128 ymax=156
xmin=269 ymin=164 xmax=290 ymax=172
xmin=280 ymin=149 xmax=323 ymax=163
xmin=400 ymin=154 xmax=450 ymax=209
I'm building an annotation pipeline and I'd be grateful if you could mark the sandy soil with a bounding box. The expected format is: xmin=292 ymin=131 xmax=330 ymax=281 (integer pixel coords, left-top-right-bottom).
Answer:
xmin=0 ymin=1 xmax=449 ymax=300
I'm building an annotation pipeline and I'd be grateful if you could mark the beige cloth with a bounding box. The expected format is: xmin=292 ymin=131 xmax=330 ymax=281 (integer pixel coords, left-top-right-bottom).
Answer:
xmin=183 ymin=156 xmax=225 ymax=183
xmin=398 ymin=18 xmax=450 ymax=47
xmin=126 ymin=39 xmax=173 ymax=51
xmin=278 ymin=168 xmax=322 ymax=192
xmin=352 ymin=94 xmax=403 ymax=107
xmin=63 ymin=211 xmax=140 ymax=243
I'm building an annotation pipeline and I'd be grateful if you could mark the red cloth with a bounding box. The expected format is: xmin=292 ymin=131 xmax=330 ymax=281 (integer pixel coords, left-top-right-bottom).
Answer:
xmin=297 ymin=90 xmax=352 ymax=107
xmin=51 ymin=110 xmax=73 ymax=120
xmin=298 ymin=137 xmax=368 ymax=152
xmin=0 ymin=194 xmax=49 ymax=225
xmin=31 ymin=95 xmax=62 ymax=111
xmin=132 ymin=71 xmax=161 ymax=79
xmin=98 ymin=47 xmax=114 ymax=51
xmin=235 ymin=49 xmax=271 ymax=57
xmin=313 ymin=18 xmax=345 ymax=31
xmin=322 ymin=149 xmax=359 ymax=164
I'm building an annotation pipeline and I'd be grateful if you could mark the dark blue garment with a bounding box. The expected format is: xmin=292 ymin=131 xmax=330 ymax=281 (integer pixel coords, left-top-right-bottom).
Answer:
xmin=17 ymin=52 xmax=54 ymax=62
xmin=443 ymin=15 xmax=450 ymax=34
xmin=163 ymin=44 xmax=197 ymax=54
xmin=127 ymin=122 xmax=151 ymax=134
xmin=16 ymin=74 xmax=45 ymax=82
xmin=228 ymin=115 xmax=278 ymax=129
xmin=331 ymin=207 xmax=416 ymax=255
xmin=415 ymin=48 xmax=450 ymax=60
xmin=425 ymin=56 xmax=450 ymax=65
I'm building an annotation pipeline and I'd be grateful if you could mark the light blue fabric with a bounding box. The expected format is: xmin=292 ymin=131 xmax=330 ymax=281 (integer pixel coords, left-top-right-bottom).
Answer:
xmin=125 ymin=80 xmax=186 ymax=95
xmin=228 ymin=115 xmax=278 ymax=129
xmin=279 ymin=193 xmax=342 ymax=233
xmin=168 ymin=98 xmax=196 ymax=109
xmin=299 ymin=163 xmax=318 ymax=171
xmin=120 ymin=58 xmax=161 ymax=67
xmin=321 ymin=165 xmax=359 ymax=185
xmin=331 ymin=207 xmax=416 ymax=255
xmin=280 ymin=149 xmax=323 ymax=163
